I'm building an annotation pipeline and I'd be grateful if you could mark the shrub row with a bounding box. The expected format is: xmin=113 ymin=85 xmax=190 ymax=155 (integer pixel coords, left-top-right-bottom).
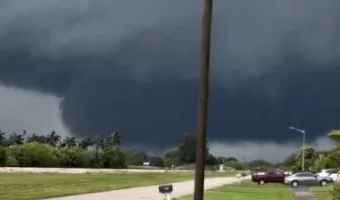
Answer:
xmin=0 ymin=142 xmax=126 ymax=168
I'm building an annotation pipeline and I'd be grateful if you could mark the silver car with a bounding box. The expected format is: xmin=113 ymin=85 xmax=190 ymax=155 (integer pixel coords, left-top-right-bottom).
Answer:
xmin=284 ymin=172 xmax=333 ymax=187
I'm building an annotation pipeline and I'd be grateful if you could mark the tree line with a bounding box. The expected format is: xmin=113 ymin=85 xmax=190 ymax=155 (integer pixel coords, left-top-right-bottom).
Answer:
xmin=0 ymin=129 xmax=281 ymax=170
xmin=0 ymin=130 xmax=218 ymax=168
xmin=3 ymin=128 xmax=338 ymax=171
xmin=0 ymin=130 xmax=125 ymax=168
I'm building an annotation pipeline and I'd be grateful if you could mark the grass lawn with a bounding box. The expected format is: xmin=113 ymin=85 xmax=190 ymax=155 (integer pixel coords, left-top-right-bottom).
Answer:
xmin=310 ymin=185 xmax=333 ymax=200
xmin=180 ymin=181 xmax=294 ymax=200
xmin=0 ymin=171 xmax=233 ymax=200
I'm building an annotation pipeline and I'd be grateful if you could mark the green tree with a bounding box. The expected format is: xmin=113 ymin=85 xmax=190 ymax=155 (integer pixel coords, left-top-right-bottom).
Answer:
xmin=228 ymin=161 xmax=246 ymax=170
xmin=284 ymin=148 xmax=319 ymax=171
xmin=283 ymin=153 xmax=296 ymax=167
xmin=101 ymin=132 xmax=120 ymax=150
xmin=27 ymin=133 xmax=47 ymax=144
xmin=0 ymin=131 xmax=7 ymax=146
xmin=314 ymin=153 xmax=329 ymax=171
xmin=178 ymin=133 xmax=209 ymax=164
xmin=102 ymin=148 xmax=126 ymax=168
xmin=46 ymin=130 xmax=61 ymax=147
xmin=124 ymin=149 xmax=148 ymax=166
xmin=206 ymin=154 xmax=218 ymax=165
xmin=6 ymin=142 xmax=59 ymax=167
xmin=164 ymin=150 xmax=180 ymax=167
xmin=78 ymin=137 xmax=94 ymax=150
xmin=148 ymin=156 xmax=164 ymax=167
xmin=224 ymin=157 xmax=238 ymax=163
xmin=7 ymin=132 xmax=24 ymax=146
xmin=23 ymin=142 xmax=60 ymax=167
xmin=59 ymin=148 xmax=95 ymax=168
xmin=0 ymin=146 xmax=7 ymax=166
xmin=296 ymin=148 xmax=318 ymax=170
xmin=178 ymin=133 xmax=196 ymax=163
xmin=216 ymin=157 xmax=225 ymax=164
xmin=326 ymin=146 xmax=340 ymax=167
xmin=60 ymin=137 xmax=77 ymax=148
xmin=248 ymin=159 xmax=274 ymax=170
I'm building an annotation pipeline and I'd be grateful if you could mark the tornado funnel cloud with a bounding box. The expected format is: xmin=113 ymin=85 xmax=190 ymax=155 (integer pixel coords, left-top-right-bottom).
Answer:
xmin=0 ymin=0 xmax=340 ymax=147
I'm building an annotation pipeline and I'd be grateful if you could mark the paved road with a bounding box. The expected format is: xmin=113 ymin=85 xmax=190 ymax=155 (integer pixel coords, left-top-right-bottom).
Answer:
xmin=43 ymin=176 xmax=247 ymax=200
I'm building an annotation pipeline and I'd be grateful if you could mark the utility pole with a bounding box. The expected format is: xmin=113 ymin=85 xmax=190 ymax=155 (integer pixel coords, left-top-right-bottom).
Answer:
xmin=194 ymin=1 xmax=214 ymax=200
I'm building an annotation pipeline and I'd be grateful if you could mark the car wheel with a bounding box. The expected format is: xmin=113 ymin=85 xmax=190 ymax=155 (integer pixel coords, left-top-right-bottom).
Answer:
xmin=258 ymin=180 xmax=265 ymax=185
xmin=320 ymin=180 xmax=328 ymax=186
xmin=291 ymin=181 xmax=299 ymax=188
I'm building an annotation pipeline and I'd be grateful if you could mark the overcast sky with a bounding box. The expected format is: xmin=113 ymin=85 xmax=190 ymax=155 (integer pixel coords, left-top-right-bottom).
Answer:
xmin=0 ymin=0 xmax=339 ymax=162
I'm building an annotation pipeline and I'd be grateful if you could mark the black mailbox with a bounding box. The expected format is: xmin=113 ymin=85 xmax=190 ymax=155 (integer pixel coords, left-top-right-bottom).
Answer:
xmin=158 ymin=184 xmax=173 ymax=194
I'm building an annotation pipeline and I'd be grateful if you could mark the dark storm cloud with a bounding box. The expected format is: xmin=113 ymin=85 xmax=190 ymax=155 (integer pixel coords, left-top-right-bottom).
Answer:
xmin=1 ymin=0 xmax=340 ymax=147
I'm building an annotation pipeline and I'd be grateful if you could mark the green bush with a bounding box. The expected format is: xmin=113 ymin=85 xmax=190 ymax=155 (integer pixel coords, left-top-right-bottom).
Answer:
xmin=101 ymin=149 xmax=126 ymax=168
xmin=59 ymin=148 xmax=95 ymax=168
xmin=332 ymin=183 xmax=340 ymax=200
xmin=6 ymin=155 xmax=19 ymax=166
xmin=6 ymin=145 xmax=23 ymax=166
xmin=22 ymin=142 xmax=60 ymax=167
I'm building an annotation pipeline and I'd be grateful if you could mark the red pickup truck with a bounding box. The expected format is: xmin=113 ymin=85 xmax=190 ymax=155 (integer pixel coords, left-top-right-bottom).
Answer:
xmin=251 ymin=171 xmax=286 ymax=185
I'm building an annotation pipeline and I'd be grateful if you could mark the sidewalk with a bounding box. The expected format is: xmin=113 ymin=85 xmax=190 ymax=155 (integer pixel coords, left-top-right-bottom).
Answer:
xmin=292 ymin=187 xmax=317 ymax=200
xmin=43 ymin=176 xmax=246 ymax=200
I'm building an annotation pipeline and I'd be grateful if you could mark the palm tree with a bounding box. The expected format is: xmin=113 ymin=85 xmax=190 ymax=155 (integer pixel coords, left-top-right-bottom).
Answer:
xmin=329 ymin=130 xmax=340 ymax=144
xmin=27 ymin=133 xmax=47 ymax=144
xmin=8 ymin=132 xmax=24 ymax=145
xmin=0 ymin=130 xmax=6 ymax=146
xmin=101 ymin=132 xmax=121 ymax=150
xmin=46 ymin=130 xmax=61 ymax=147
xmin=108 ymin=132 xmax=120 ymax=146
xmin=60 ymin=136 xmax=77 ymax=148
xmin=78 ymin=137 xmax=94 ymax=150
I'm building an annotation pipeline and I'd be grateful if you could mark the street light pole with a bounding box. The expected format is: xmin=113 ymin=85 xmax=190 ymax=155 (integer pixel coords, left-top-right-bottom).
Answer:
xmin=289 ymin=126 xmax=306 ymax=171
xmin=194 ymin=1 xmax=214 ymax=200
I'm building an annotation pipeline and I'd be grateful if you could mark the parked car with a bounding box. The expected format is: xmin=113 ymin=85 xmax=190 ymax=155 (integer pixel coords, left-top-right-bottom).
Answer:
xmin=317 ymin=169 xmax=340 ymax=182
xmin=284 ymin=172 xmax=333 ymax=187
xmin=317 ymin=169 xmax=335 ymax=176
xmin=251 ymin=170 xmax=286 ymax=185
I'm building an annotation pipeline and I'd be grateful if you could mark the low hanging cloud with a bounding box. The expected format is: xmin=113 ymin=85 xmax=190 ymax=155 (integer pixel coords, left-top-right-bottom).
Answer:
xmin=209 ymin=136 xmax=334 ymax=162
xmin=0 ymin=0 xmax=340 ymax=150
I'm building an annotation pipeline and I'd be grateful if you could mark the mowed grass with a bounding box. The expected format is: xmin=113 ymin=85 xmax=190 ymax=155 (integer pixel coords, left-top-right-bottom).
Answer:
xmin=181 ymin=181 xmax=294 ymax=200
xmin=0 ymin=171 xmax=233 ymax=200
xmin=310 ymin=185 xmax=333 ymax=200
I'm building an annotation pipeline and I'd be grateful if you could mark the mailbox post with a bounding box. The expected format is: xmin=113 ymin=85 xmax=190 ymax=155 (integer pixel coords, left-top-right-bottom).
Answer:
xmin=158 ymin=184 xmax=173 ymax=200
